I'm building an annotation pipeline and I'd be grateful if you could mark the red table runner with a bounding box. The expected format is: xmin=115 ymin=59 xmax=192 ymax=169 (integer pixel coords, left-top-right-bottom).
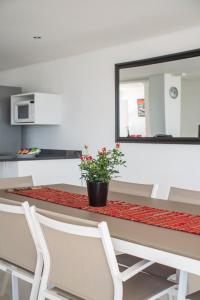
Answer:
xmin=9 ymin=187 xmax=200 ymax=235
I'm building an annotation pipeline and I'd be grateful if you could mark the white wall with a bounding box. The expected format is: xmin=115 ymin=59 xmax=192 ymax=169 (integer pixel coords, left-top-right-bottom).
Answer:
xmin=181 ymin=77 xmax=200 ymax=137
xmin=148 ymin=74 xmax=165 ymax=136
xmin=164 ymin=74 xmax=181 ymax=137
xmin=1 ymin=26 xmax=200 ymax=198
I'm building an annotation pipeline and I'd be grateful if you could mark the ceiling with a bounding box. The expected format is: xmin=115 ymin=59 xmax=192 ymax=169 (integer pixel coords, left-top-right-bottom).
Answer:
xmin=0 ymin=0 xmax=200 ymax=71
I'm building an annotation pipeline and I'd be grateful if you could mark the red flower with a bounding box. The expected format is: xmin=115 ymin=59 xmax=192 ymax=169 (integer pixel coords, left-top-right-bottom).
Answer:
xmin=86 ymin=155 xmax=93 ymax=161
xmin=116 ymin=143 xmax=120 ymax=149
xmin=80 ymin=155 xmax=84 ymax=161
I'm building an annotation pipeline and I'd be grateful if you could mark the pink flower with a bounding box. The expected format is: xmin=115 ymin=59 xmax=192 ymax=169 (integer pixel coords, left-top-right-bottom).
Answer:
xmin=102 ymin=147 xmax=106 ymax=153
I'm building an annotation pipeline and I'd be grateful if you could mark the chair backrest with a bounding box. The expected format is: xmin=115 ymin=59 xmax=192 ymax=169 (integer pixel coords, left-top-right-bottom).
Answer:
xmin=109 ymin=180 xmax=158 ymax=198
xmin=0 ymin=201 xmax=37 ymax=272
xmin=32 ymin=208 xmax=121 ymax=300
xmin=168 ymin=187 xmax=200 ymax=205
xmin=0 ymin=176 xmax=33 ymax=190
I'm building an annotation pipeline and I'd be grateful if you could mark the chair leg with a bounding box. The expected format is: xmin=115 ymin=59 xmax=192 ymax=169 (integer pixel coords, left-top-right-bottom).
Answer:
xmin=11 ymin=274 xmax=19 ymax=300
xmin=30 ymin=254 xmax=43 ymax=300
xmin=168 ymin=292 xmax=174 ymax=300
xmin=30 ymin=277 xmax=41 ymax=300
xmin=0 ymin=273 xmax=10 ymax=296
xmin=37 ymin=291 xmax=46 ymax=300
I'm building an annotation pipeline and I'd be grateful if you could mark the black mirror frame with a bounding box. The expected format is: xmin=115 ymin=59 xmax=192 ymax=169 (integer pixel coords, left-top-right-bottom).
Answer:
xmin=115 ymin=48 xmax=200 ymax=144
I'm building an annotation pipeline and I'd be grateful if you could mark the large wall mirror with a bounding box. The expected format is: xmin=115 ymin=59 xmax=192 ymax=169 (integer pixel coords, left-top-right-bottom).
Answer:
xmin=115 ymin=49 xmax=200 ymax=144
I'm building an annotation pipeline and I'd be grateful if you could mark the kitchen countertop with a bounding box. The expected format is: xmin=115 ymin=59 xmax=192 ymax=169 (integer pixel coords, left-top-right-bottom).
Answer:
xmin=0 ymin=149 xmax=81 ymax=162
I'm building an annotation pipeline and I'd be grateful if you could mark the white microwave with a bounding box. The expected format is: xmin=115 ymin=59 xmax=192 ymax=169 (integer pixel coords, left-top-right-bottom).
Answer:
xmin=14 ymin=100 xmax=35 ymax=123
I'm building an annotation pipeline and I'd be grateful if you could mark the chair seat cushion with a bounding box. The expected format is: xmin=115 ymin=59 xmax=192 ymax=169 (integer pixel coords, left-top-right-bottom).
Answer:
xmin=117 ymin=254 xmax=176 ymax=279
xmin=47 ymin=287 xmax=83 ymax=300
xmin=51 ymin=272 xmax=175 ymax=300
xmin=123 ymin=272 xmax=175 ymax=300
xmin=187 ymin=290 xmax=200 ymax=300
xmin=117 ymin=254 xmax=141 ymax=267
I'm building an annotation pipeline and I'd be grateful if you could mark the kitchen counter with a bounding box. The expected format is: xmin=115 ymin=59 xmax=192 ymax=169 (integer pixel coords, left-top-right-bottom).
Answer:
xmin=0 ymin=149 xmax=82 ymax=185
xmin=0 ymin=149 xmax=81 ymax=162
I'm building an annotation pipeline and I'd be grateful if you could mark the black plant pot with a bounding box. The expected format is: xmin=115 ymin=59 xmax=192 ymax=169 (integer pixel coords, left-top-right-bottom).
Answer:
xmin=87 ymin=181 xmax=109 ymax=207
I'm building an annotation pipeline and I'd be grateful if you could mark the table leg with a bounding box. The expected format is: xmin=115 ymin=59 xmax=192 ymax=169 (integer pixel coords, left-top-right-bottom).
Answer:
xmin=177 ymin=270 xmax=188 ymax=300
xmin=11 ymin=274 xmax=19 ymax=300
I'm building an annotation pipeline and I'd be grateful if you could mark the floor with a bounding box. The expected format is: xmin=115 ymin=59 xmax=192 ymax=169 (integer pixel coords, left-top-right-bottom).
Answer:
xmin=0 ymin=272 xmax=31 ymax=300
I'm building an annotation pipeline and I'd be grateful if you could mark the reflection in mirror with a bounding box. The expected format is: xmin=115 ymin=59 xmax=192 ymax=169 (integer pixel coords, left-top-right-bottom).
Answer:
xmin=119 ymin=55 xmax=200 ymax=139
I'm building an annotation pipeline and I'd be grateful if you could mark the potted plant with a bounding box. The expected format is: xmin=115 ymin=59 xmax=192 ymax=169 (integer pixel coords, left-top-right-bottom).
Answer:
xmin=79 ymin=144 xmax=126 ymax=207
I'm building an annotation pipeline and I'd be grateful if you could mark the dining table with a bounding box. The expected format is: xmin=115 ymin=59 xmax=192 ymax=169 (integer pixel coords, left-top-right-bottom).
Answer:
xmin=0 ymin=183 xmax=200 ymax=300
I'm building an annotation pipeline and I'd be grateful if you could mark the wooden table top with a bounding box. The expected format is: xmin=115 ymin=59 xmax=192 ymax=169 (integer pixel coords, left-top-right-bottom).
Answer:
xmin=0 ymin=183 xmax=200 ymax=262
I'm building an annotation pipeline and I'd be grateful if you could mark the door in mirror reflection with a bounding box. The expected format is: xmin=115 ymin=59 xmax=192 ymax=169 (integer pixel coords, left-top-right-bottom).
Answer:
xmin=120 ymin=81 xmax=148 ymax=137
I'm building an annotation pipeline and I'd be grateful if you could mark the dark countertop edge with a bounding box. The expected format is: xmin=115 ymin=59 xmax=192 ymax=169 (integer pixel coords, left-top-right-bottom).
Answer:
xmin=0 ymin=156 xmax=80 ymax=162
xmin=0 ymin=149 xmax=82 ymax=162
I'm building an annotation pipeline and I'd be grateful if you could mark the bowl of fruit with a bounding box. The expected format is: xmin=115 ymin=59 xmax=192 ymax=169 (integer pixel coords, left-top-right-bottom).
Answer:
xmin=16 ymin=148 xmax=41 ymax=159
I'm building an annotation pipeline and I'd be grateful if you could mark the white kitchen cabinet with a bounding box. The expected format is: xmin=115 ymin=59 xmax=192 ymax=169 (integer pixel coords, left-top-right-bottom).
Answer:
xmin=11 ymin=93 xmax=62 ymax=125
xmin=0 ymin=159 xmax=82 ymax=186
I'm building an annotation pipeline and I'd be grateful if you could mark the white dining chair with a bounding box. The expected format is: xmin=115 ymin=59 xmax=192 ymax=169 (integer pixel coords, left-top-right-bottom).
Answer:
xmin=31 ymin=207 xmax=177 ymax=300
xmin=112 ymin=180 xmax=177 ymax=283
xmin=0 ymin=201 xmax=43 ymax=300
xmin=168 ymin=186 xmax=200 ymax=205
xmin=109 ymin=179 xmax=159 ymax=198
xmin=168 ymin=186 xmax=200 ymax=295
xmin=0 ymin=176 xmax=33 ymax=190
xmin=0 ymin=175 xmax=34 ymax=298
